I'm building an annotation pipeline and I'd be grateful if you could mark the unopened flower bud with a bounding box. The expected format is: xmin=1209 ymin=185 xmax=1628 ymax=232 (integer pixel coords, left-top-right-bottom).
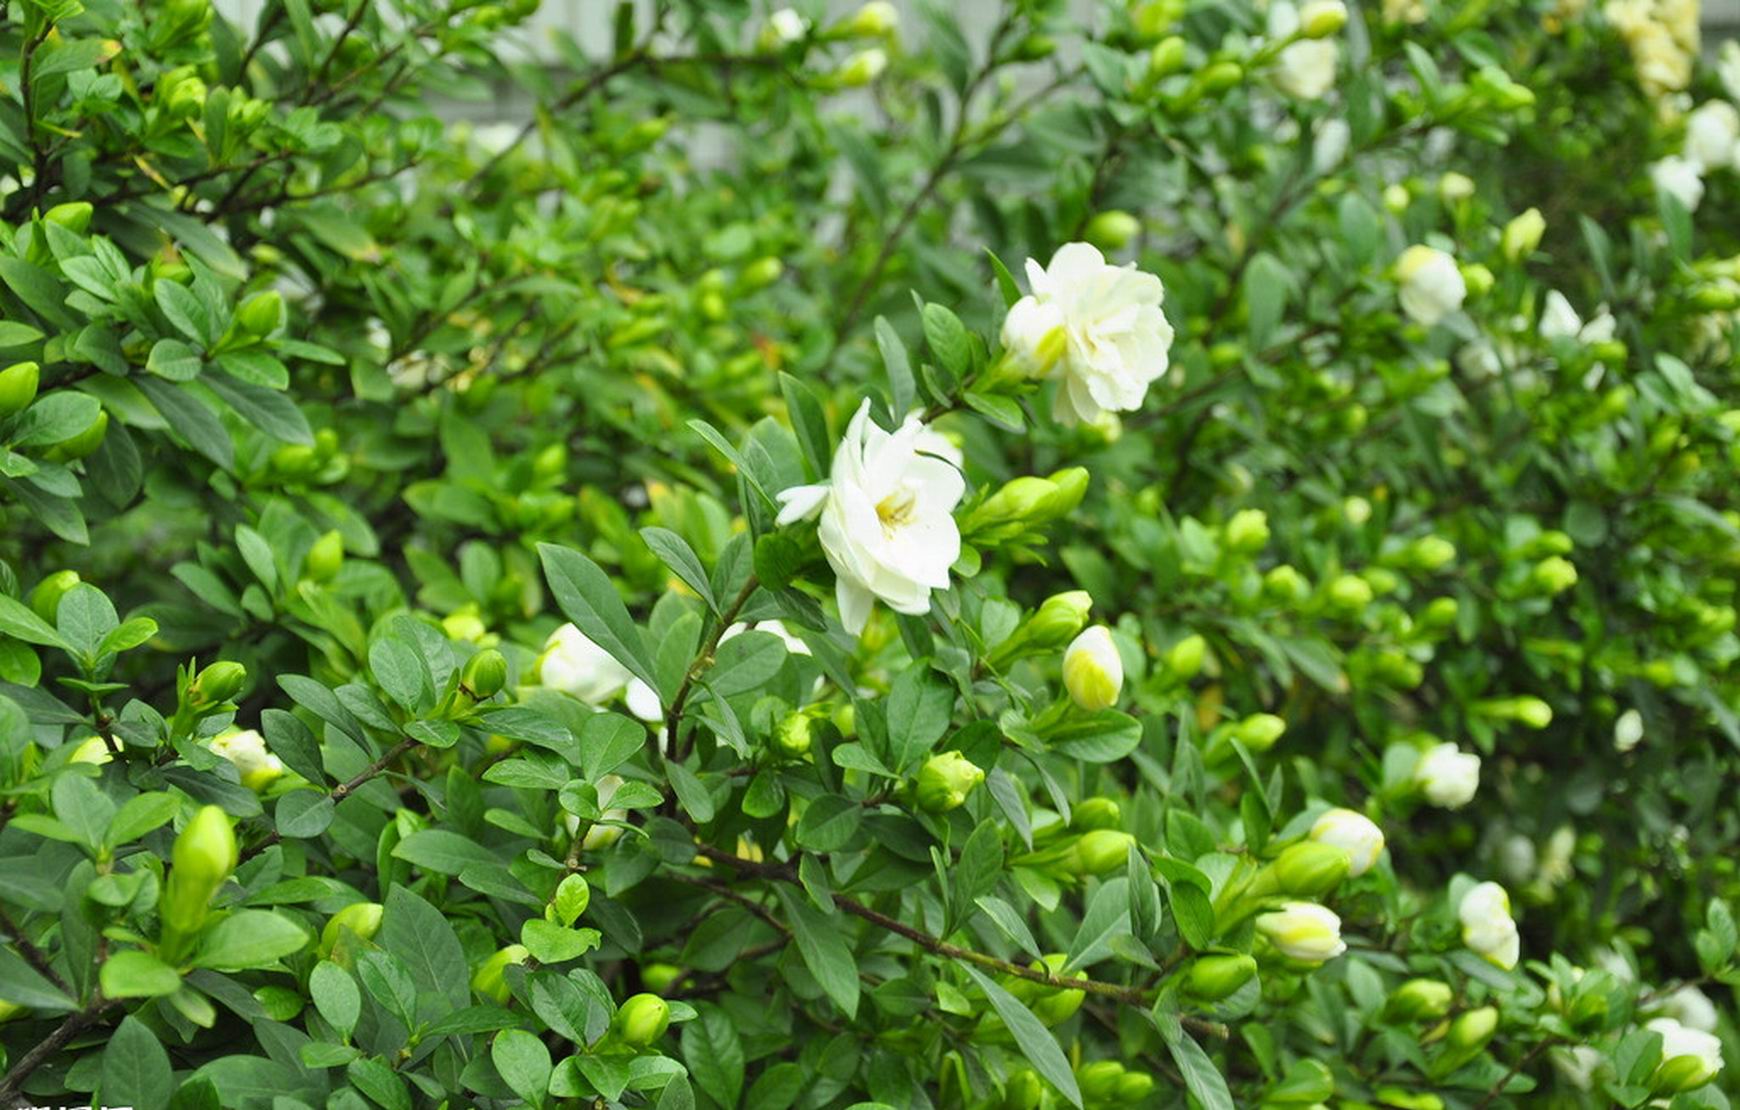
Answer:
xmin=1115 ymin=1072 xmax=1155 ymax=1102
xmin=1437 ymin=172 xmax=1475 ymax=202
xmin=172 ymin=804 xmax=238 ymax=890
xmin=1300 ymin=0 xmax=1348 ymax=37
xmin=471 ymin=945 xmax=529 ymax=1004
xmin=1383 ymin=184 xmax=1411 ymax=214
xmin=916 ymin=751 xmax=984 ymax=813
xmin=1224 ymin=508 xmax=1270 ymax=554
xmin=1263 ymin=565 xmax=1309 ymax=603
xmin=616 ymin=992 xmax=671 ymax=1045
xmin=640 ymin=962 xmax=684 ymax=993
xmin=1448 ymin=1006 xmax=1499 ymax=1052
xmin=1404 ymin=536 xmax=1455 ymax=572
xmin=462 ymin=648 xmax=508 ymax=699
xmin=1063 ymin=627 xmax=1123 ymax=711
xmin=320 ymin=901 xmax=385 ymax=958
xmin=1148 ymin=36 xmax=1188 ymax=79
xmin=1233 ymin=713 xmax=1286 ymax=752
xmin=1078 ymin=1061 xmax=1126 ymax=1101
xmin=1502 ymin=207 xmax=1545 ymax=261
xmin=773 ymin=711 xmax=813 ymax=758
xmin=1083 ymin=210 xmax=1141 ymax=250
xmin=1022 ymin=954 xmax=1087 ymax=1026
xmin=1387 ymin=978 xmax=1454 ymax=1021
xmin=45 ymin=410 xmax=107 ymax=460
xmin=0 ymin=361 xmax=38 ymax=417
xmin=29 ymin=570 xmax=80 ymax=624
xmin=837 ymin=48 xmax=888 ymax=87
xmin=1027 ymin=591 xmax=1093 ymax=649
xmin=302 ymin=529 xmax=344 ymax=582
xmin=1072 ymin=829 xmax=1137 ymax=876
xmin=1040 ymin=467 xmax=1090 ymax=517
xmin=1255 ymin=901 xmax=1346 ymax=963
xmin=1270 ymin=841 xmax=1351 ymax=896
xmin=1164 ymin=633 xmax=1207 ymax=680
xmin=1460 ymin=263 xmax=1495 ymax=298
xmin=1309 ymin=808 xmax=1384 ymax=876
xmin=739 ymin=256 xmax=784 ymax=289
xmin=1647 ymin=1018 xmax=1724 ymax=1092
xmin=1421 ymin=596 xmax=1459 ymax=629
xmin=1529 ymin=556 xmax=1578 ymax=596
xmin=237 ymin=290 xmax=284 ymax=337
xmin=1414 ymin=742 xmax=1480 ymax=808
xmin=1185 ymin=953 xmax=1259 ymax=1001
xmin=1070 ymin=797 xmax=1122 ymax=832
xmin=1327 ymin=573 xmax=1373 ymax=613
xmin=839 ymin=0 xmax=898 ymax=37
xmin=190 ymin=661 xmax=248 ymax=707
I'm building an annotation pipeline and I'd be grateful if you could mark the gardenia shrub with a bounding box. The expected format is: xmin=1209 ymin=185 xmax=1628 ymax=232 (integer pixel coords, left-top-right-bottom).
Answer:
xmin=1 ymin=0 xmax=1739 ymax=1106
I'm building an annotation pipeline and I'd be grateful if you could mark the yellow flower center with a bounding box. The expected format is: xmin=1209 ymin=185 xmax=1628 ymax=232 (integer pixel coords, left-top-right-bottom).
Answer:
xmin=876 ymin=489 xmax=916 ymax=534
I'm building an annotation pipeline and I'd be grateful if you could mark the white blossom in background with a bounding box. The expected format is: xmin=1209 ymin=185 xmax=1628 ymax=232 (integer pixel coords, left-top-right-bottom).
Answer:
xmin=1001 ymin=243 xmax=1175 ymax=425
xmin=1414 ymin=741 xmax=1480 ymax=807
xmin=1539 ymin=290 xmax=1617 ymax=344
xmin=1269 ymin=3 xmax=1338 ymax=100
xmin=768 ymin=7 xmax=808 ymax=43
xmin=1312 ymin=118 xmax=1351 ymax=172
xmin=1651 ymin=154 xmax=1705 ymax=210
xmin=209 ymin=727 xmax=284 ymax=789
xmin=1394 ymin=245 xmax=1466 ymax=325
xmin=1256 ymin=902 xmax=1347 ymax=962
xmin=1655 ymin=985 xmax=1721 ymax=1032
xmin=538 ymin=623 xmax=632 ymax=703
xmin=1551 ymin=1045 xmax=1605 ymax=1090
xmin=1459 ymin=880 xmax=1522 ymax=970
xmin=1723 ymin=40 xmax=1740 ymax=102
xmin=1684 ymin=100 xmax=1740 ymax=169
xmin=1614 ymin=707 xmax=1645 ymax=752
xmin=776 ymin=401 xmax=965 ymax=635
xmin=1647 ymin=1017 xmax=1725 ymax=1086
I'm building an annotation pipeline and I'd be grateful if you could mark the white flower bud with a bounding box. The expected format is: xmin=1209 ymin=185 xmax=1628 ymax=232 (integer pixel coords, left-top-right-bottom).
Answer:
xmin=1256 ymin=901 xmax=1347 ymax=963
xmin=1394 ymin=245 xmax=1467 ymax=326
xmin=1063 ymin=626 xmax=1124 ymax=711
xmin=1309 ymin=808 xmax=1385 ymax=877
xmin=1459 ymin=880 xmax=1521 ymax=970
xmin=1414 ymin=742 xmax=1480 ymax=808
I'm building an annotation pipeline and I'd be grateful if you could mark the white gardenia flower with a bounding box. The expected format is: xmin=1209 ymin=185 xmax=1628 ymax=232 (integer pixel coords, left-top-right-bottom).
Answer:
xmin=538 ymin=623 xmax=633 ymax=703
xmin=1309 ymin=808 xmax=1386 ymax=876
xmin=1414 ymin=742 xmax=1481 ymax=808
xmin=1062 ymin=626 xmax=1124 ymax=711
xmin=1002 ymin=243 xmax=1175 ymax=425
xmin=1648 ymin=1017 xmax=1725 ymax=1087
xmin=1268 ymin=5 xmax=1337 ymax=99
xmin=1459 ymin=880 xmax=1521 ymax=970
xmin=774 ymin=400 xmax=965 ymax=635
xmin=1684 ymin=100 xmax=1740 ymax=170
xmin=624 ymin=679 xmax=662 ymax=722
xmin=1723 ymin=40 xmax=1740 ymax=103
xmin=1256 ymin=901 xmax=1347 ymax=962
xmin=1394 ymin=245 xmax=1467 ymax=326
xmin=719 ymin=619 xmax=813 ymax=657
xmin=1551 ymin=1045 xmax=1605 ymax=1090
xmin=1614 ymin=708 xmax=1645 ymax=752
xmin=1539 ymin=291 xmax=1617 ymax=345
xmin=1657 ymin=985 xmax=1721 ymax=1032
xmin=1651 ymin=155 xmax=1705 ymax=211
xmin=209 ymin=727 xmax=285 ymax=789
xmin=1313 ymin=118 xmax=1351 ymax=172
xmin=768 ymin=7 xmax=808 ymax=43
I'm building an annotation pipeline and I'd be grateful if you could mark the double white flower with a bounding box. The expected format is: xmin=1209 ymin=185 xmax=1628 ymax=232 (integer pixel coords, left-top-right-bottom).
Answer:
xmin=1414 ymin=741 xmax=1480 ymax=808
xmin=1269 ymin=2 xmax=1338 ymax=100
xmin=1459 ymin=880 xmax=1521 ymax=970
xmin=1651 ymin=155 xmax=1705 ymax=211
xmin=1394 ymin=245 xmax=1466 ymax=326
xmin=777 ymin=401 xmax=965 ymax=635
xmin=1001 ymin=243 xmax=1175 ymax=425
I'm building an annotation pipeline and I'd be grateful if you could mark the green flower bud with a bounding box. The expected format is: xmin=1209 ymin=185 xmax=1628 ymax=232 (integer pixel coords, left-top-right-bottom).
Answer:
xmin=319 ymin=901 xmax=384 ymax=959
xmin=1184 ymin=953 xmax=1259 ymax=1001
xmin=1114 ymin=1071 xmax=1155 ymax=1102
xmin=1026 ymin=590 xmax=1093 ymax=650
xmin=1460 ymin=263 xmax=1495 ymax=299
xmin=640 ymin=962 xmax=684 ymax=993
xmin=462 ymin=648 xmax=508 ymax=699
xmin=836 ymin=46 xmax=889 ymax=86
xmin=305 ymin=530 xmax=344 ymax=582
xmin=173 ymin=804 xmax=239 ymax=889
xmin=1078 ymin=1060 xmax=1126 ymax=1101
xmin=1196 ymin=60 xmax=1243 ymax=96
xmin=1386 ymin=978 xmax=1454 ymax=1021
xmin=1502 ymin=208 xmax=1545 ymax=262
xmin=471 ymin=944 xmax=529 ymax=1005
xmin=43 ymin=202 xmax=94 ymax=233
xmin=1224 ymin=508 xmax=1270 ymax=554
xmin=0 ymin=361 xmax=38 ymax=417
xmin=237 ymin=290 xmax=284 ymax=337
xmin=1004 ymin=1068 xmax=1045 ymax=1110
xmin=1262 ymin=565 xmax=1309 ymax=603
xmin=1529 ymin=556 xmax=1578 ymax=596
xmin=773 ymin=711 xmax=813 ymax=758
xmin=915 ymin=751 xmax=984 ymax=813
xmin=29 ymin=570 xmax=81 ymax=624
xmin=1447 ymin=1005 xmax=1498 ymax=1052
xmin=739 ymin=256 xmax=784 ymax=289
xmin=838 ymin=0 xmax=898 ymax=37
xmin=1070 ymin=797 xmax=1122 ymax=832
xmin=1014 ymin=33 xmax=1056 ymax=60
xmin=1040 ymin=467 xmax=1090 ymax=517
xmin=1163 ymin=633 xmax=1208 ymax=680
xmin=1148 ymin=36 xmax=1188 ymax=79
xmin=1300 ymin=0 xmax=1348 ymax=36
xmin=189 ymin=660 xmax=248 ymax=707
xmin=1073 ymin=829 xmax=1137 ymax=876
xmin=976 ymin=476 xmax=1062 ymax=528
xmin=1233 ymin=713 xmax=1286 ymax=752
xmin=45 ymin=409 xmax=107 ymax=460
xmin=1327 ymin=573 xmax=1373 ymax=613
xmin=616 ymin=992 xmax=671 ymax=1045
xmin=1083 ymin=210 xmax=1141 ymax=251
xmin=1270 ymin=841 xmax=1351 ymax=897
xmin=1017 ymin=954 xmax=1086 ymax=1026
xmin=1063 ymin=627 xmax=1123 ymax=711
xmin=1421 ymin=596 xmax=1459 ymax=629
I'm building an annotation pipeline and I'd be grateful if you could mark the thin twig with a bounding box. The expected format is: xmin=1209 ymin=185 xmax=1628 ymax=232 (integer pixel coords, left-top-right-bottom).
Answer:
xmin=665 ymin=576 xmax=760 ymax=761
xmin=0 ymin=905 xmax=68 ymax=993
xmin=0 ymin=999 xmax=117 ymax=1105
xmin=239 ymin=736 xmax=417 ymax=862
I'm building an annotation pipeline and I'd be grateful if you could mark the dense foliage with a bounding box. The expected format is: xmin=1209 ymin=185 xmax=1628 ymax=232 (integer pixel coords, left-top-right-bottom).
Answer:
xmin=1 ymin=0 xmax=1738 ymax=1106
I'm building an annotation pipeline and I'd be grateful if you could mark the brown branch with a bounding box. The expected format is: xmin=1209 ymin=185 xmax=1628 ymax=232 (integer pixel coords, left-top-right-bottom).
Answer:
xmin=0 ymin=999 xmax=117 ymax=1106
xmin=303 ymin=0 xmax=370 ymax=104
xmin=239 ymin=736 xmax=417 ymax=862
xmin=1474 ymin=1036 xmax=1560 ymax=1109
xmin=665 ymin=575 xmax=760 ymax=762
xmin=0 ymin=906 xmax=68 ymax=993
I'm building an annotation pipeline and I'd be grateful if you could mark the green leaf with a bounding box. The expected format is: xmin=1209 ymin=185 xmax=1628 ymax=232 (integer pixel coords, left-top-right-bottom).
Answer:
xmin=537 ymin=543 xmax=659 ymax=693
xmin=100 ymin=950 xmax=183 ymax=998
xmin=155 ymin=279 xmax=214 ymax=346
xmin=1046 ymin=710 xmax=1142 ymax=763
xmin=310 ymin=960 xmax=361 ymax=1039
xmin=192 ymin=910 xmax=311 ymax=970
xmin=921 ymin=302 xmax=972 ymax=382
xmin=1154 ymin=1009 xmax=1235 ymax=1110
xmin=102 ymin=1016 xmax=174 ymax=1110
xmin=0 ymin=945 xmax=77 ymax=1010
xmin=0 ymin=592 xmax=69 ymax=648
xmin=640 ymin=527 xmax=718 ymax=612
xmin=13 ymin=392 xmax=100 ymax=449
xmin=778 ymin=371 xmax=831 ymax=480
xmin=795 ymin=794 xmax=862 ymax=853
xmin=378 ymin=885 xmax=470 ymax=1016
xmin=520 ymin=920 xmax=602 ymax=964
xmin=875 ymin=315 xmax=915 ymax=418
xmin=346 ymin=1057 xmax=411 ymax=1110
xmin=579 ymin=712 xmax=645 ymax=781
xmin=148 ymin=338 xmax=202 ymax=381
xmin=274 ymin=791 xmax=334 ymax=839
xmin=680 ymin=1003 xmax=745 ymax=1108
xmin=960 ymin=965 xmax=1082 ymax=1108
xmin=776 ymin=885 xmax=859 ymax=1019
xmin=392 ymin=829 xmax=498 ymax=875
xmin=369 ymin=636 xmax=434 ymax=715
xmin=493 ymin=1029 xmax=553 ymax=1108
xmin=884 ymin=667 xmax=952 ymax=772
xmin=105 ymin=791 xmax=179 ymax=848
